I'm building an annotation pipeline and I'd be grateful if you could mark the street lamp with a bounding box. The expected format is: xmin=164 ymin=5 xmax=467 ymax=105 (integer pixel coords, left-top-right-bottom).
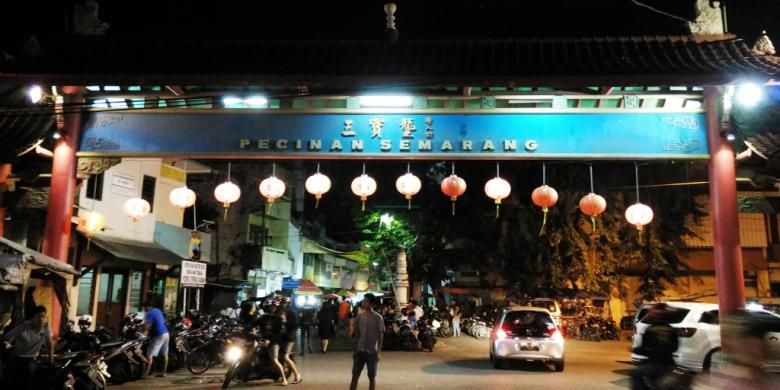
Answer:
xmin=735 ymin=83 xmax=763 ymax=108
xmin=379 ymin=213 xmax=394 ymax=228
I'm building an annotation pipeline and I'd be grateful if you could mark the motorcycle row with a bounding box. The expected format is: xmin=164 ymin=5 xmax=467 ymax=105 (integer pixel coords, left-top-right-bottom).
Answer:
xmin=381 ymin=314 xmax=438 ymax=352
xmin=0 ymin=308 xmax=299 ymax=390
xmin=562 ymin=316 xmax=620 ymax=341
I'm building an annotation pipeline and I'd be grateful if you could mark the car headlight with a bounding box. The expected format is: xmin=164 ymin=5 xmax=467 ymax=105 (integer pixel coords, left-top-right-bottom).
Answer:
xmin=225 ymin=346 xmax=243 ymax=363
xmin=296 ymin=296 xmax=306 ymax=307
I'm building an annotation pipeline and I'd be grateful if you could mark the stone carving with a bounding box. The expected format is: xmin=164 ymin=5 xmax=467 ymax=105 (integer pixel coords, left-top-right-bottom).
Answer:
xmin=752 ymin=31 xmax=776 ymax=56
xmin=73 ymin=0 xmax=110 ymax=36
xmin=76 ymin=157 xmax=120 ymax=179
xmin=688 ymin=0 xmax=724 ymax=35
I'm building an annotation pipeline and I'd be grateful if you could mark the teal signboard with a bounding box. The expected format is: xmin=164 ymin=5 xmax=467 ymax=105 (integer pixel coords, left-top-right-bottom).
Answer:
xmin=79 ymin=111 xmax=707 ymax=159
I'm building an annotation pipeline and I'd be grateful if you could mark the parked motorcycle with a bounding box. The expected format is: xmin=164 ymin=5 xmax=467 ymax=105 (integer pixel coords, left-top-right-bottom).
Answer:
xmin=418 ymin=318 xmax=437 ymax=352
xmin=221 ymin=337 xmax=293 ymax=389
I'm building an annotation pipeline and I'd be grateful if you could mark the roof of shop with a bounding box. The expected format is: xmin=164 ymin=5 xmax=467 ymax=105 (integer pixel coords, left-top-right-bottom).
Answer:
xmin=2 ymin=36 xmax=779 ymax=87
xmin=88 ymin=234 xmax=184 ymax=266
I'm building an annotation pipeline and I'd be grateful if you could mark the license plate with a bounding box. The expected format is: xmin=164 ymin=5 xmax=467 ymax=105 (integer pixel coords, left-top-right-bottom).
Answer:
xmin=520 ymin=343 xmax=540 ymax=351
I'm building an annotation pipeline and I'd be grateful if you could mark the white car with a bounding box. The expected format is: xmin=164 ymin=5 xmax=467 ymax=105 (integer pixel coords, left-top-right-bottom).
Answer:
xmin=631 ymin=302 xmax=780 ymax=372
xmin=530 ymin=298 xmax=562 ymax=327
xmin=489 ymin=306 xmax=565 ymax=371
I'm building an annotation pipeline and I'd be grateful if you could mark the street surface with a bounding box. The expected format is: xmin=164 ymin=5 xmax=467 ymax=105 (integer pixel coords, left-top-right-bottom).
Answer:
xmin=116 ymin=334 xmax=636 ymax=390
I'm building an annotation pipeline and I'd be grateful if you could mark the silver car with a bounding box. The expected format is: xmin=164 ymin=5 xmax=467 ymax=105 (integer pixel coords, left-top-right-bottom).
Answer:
xmin=489 ymin=306 xmax=565 ymax=371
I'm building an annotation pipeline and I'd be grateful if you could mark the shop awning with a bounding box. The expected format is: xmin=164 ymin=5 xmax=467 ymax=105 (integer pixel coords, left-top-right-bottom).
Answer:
xmin=293 ymin=279 xmax=322 ymax=296
xmin=89 ymin=234 xmax=184 ymax=266
xmin=0 ymin=236 xmax=80 ymax=277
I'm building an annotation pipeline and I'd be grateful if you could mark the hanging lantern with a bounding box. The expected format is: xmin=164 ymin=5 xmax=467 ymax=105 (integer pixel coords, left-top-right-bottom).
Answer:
xmin=625 ymin=163 xmax=654 ymax=233
xmin=531 ymin=164 xmax=558 ymax=235
xmin=579 ymin=165 xmax=606 ymax=233
xmin=169 ymin=186 xmax=196 ymax=210
xmin=351 ymin=163 xmax=377 ymax=212
xmin=440 ymin=163 xmax=467 ymax=216
xmin=625 ymin=203 xmax=654 ymax=230
xmin=77 ymin=211 xmax=105 ymax=249
xmin=305 ymin=163 xmax=331 ymax=208
xmin=123 ymin=197 xmax=151 ymax=222
xmin=259 ymin=163 xmax=286 ymax=207
xmin=214 ymin=162 xmax=241 ymax=220
xmin=484 ymin=163 xmax=511 ymax=218
xmin=396 ymin=163 xmax=421 ymax=210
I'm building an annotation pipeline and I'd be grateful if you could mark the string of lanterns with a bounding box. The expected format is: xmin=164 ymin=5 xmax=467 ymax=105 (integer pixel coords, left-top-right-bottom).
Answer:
xmin=113 ymin=160 xmax=654 ymax=238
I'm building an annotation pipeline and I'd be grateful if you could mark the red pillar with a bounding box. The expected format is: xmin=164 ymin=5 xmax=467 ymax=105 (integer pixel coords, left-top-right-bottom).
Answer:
xmin=0 ymin=163 xmax=11 ymax=236
xmin=704 ymin=86 xmax=745 ymax=317
xmin=42 ymin=90 xmax=82 ymax=336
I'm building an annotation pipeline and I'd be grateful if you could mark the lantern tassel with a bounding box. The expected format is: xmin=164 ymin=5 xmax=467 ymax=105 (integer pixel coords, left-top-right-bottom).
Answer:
xmin=451 ymin=201 xmax=456 ymax=216
xmin=407 ymin=199 xmax=411 ymax=210
xmin=315 ymin=197 xmax=320 ymax=209
xmin=223 ymin=207 xmax=229 ymax=221
xmin=539 ymin=208 xmax=548 ymax=236
xmin=495 ymin=204 xmax=500 ymax=219
xmin=86 ymin=237 xmax=92 ymax=251
xmin=361 ymin=200 xmax=366 ymax=212
xmin=591 ymin=216 xmax=597 ymax=233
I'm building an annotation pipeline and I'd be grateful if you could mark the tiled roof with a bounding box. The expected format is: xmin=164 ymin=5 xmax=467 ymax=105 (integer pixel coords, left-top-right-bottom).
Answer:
xmin=1 ymin=36 xmax=778 ymax=86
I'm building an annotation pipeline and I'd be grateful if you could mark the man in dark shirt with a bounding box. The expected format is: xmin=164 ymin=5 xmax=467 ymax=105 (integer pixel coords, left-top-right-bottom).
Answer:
xmin=1 ymin=305 xmax=53 ymax=388
xmin=631 ymin=304 xmax=679 ymax=390
xmin=350 ymin=294 xmax=384 ymax=390
xmin=143 ymin=300 xmax=169 ymax=377
xmin=299 ymin=306 xmax=315 ymax=355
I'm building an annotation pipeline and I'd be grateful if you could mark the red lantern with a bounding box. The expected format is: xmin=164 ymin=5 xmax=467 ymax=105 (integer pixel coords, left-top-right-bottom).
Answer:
xmin=531 ymin=185 xmax=558 ymax=234
xmin=579 ymin=193 xmax=607 ymax=232
xmin=440 ymin=174 xmax=467 ymax=215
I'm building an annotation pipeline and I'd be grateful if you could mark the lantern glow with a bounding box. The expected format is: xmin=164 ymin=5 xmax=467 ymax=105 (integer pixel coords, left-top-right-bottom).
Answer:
xmin=351 ymin=173 xmax=377 ymax=212
xmin=484 ymin=164 xmax=511 ymax=218
xmin=305 ymin=164 xmax=332 ymax=208
xmin=259 ymin=176 xmax=286 ymax=203
xmin=169 ymin=186 xmax=196 ymax=210
xmin=396 ymin=164 xmax=421 ymax=209
xmin=123 ymin=197 xmax=151 ymax=221
xmin=440 ymin=173 xmax=467 ymax=215
xmin=77 ymin=211 xmax=105 ymax=249
xmin=625 ymin=203 xmax=654 ymax=230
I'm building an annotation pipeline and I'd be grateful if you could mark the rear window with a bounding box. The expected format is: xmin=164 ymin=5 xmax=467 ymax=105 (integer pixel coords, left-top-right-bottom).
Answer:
xmin=640 ymin=308 xmax=690 ymax=325
xmin=502 ymin=311 xmax=556 ymax=337
xmin=530 ymin=301 xmax=558 ymax=313
xmin=699 ymin=310 xmax=719 ymax=325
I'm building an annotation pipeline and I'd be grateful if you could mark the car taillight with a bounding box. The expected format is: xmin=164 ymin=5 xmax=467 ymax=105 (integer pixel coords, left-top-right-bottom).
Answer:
xmin=546 ymin=327 xmax=563 ymax=340
xmin=496 ymin=329 xmax=507 ymax=340
xmin=676 ymin=327 xmax=697 ymax=337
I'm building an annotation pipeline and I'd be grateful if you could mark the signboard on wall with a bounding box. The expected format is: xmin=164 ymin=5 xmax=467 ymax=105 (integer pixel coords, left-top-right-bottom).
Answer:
xmin=79 ymin=111 xmax=708 ymax=159
xmin=111 ymin=172 xmax=135 ymax=196
xmin=181 ymin=260 xmax=207 ymax=287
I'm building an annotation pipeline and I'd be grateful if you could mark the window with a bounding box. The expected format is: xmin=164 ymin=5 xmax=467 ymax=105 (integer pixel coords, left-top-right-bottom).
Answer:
xmin=699 ymin=310 xmax=719 ymax=325
xmin=640 ymin=308 xmax=690 ymax=325
xmin=85 ymin=173 xmax=104 ymax=201
xmin=501 ymin=311 xmax=555 ymax=337
xmin=141 ymin=175 xmax=156 ymax=212
xmin=77 ymin=268 xmax=94 ymax=315
xmin=771 ymin=282 xmax=780 ymax=297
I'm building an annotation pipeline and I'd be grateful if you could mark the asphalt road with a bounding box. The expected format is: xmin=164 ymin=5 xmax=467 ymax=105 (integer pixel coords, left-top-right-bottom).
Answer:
xmin=116 ymin=335 xmax=635 ymax=390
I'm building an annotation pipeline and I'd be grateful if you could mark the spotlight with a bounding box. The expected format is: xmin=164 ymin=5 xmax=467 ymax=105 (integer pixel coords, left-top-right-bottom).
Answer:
xmin=28 ymin=85 xmax=43 ymax=104
xmin=735 ymin=83 xmax=763 ymax=108
xmin=52 ymin=131 xmax=62 ymax=140
xmin=358 ymin=95 xmax=413 ymax=108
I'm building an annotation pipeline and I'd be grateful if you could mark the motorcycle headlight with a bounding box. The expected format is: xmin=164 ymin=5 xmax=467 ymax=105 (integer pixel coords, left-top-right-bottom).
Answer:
xmin=225 ymin=346 xmax=243 ymax=363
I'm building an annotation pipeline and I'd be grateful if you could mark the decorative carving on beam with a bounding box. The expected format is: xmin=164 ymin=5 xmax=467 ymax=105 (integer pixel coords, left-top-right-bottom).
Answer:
xmin=77 ymin=157 xmax=121 ymax=179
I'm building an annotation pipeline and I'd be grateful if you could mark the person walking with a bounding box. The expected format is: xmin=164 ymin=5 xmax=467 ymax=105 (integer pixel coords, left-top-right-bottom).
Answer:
xmin=280 ymin=298 xmax=302 ymax=385
xmin=317 ymin=300 xmax=336 ymax=353
xmin=143 ymin=300 xmax=169 ymax=377
xmin=350 ymin=293 xmax=384 ymax=390
xmin=1 ymin=305 xmax=53 ymax=388
xmin=262 ymin=299 xmax=289 ymax=386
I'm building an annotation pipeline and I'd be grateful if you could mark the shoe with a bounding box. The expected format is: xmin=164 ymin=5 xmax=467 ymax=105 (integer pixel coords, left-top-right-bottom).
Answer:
xmin=292 ymin=378 xmax=303 ymax=384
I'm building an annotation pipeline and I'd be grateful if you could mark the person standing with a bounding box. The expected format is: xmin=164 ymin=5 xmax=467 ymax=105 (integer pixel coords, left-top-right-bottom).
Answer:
xmin=143 ymin=300 xmax=169 ymax=377
xmin=262 ymin=299 xmax=289 ymax=386
xmin=280 ymin=298 xmax=302 ymax=384
xmin=1 ymin=305 xmax=53 ymax=388
xmin=298 ymin=305 xmax=315 ymax=355
xmin=451 ymin=305 xmax=462 ymax=337
xmin=317 ymin=300 xmax=336 ymax=353
xmin=349 ymin=294 xmax=384 ymax=390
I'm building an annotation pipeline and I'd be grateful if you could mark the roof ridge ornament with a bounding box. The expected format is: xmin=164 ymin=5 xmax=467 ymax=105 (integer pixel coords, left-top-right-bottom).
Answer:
xmin=752 ymin=30 xmax=776 ymax=56
xmin=384 ymin=3 xmax=399 ymax=43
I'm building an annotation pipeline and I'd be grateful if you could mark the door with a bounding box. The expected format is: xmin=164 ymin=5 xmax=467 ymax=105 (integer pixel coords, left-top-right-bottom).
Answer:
xmin=95 ymin=269 xmax=127 ymax=335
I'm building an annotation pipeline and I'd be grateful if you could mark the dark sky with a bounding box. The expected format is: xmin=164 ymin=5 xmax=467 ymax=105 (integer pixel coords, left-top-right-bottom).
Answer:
xmin=2 ymin=1 xmax=777 ymax=43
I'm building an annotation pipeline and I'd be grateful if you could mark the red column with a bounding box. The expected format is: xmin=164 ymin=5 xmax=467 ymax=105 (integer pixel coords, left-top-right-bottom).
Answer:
xmin=704 ymin=86 xmax=745 ymax=317
xmin=42 ymin=90 xmax=82 ymax=336
xmin=0 ymin=163 xmax=11 ymax=236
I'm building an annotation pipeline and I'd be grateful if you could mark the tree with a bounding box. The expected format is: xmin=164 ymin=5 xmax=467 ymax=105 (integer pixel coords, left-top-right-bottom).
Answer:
xmin=357 ymin=211 xmax=416 ymax=294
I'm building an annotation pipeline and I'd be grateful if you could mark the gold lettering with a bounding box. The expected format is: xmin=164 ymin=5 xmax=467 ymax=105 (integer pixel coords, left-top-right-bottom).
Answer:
xmin=482 ymin=140 xmax=495 ymax=151
xmin=441 ymin=140 xmax=453 ymax=151
xmin=330 ymin=140 xmax=343 ymax=151
xmin=258 ymin=139 xmax=270 ymax=149
xmin=275 ymin=139 xmax=288 ymax=149
xmin=308 ymin=139 xmax=322 ymax=150
xmin=239 ymin=139 xmax=250 ymax=149
xmin=295 ymin=140 xmax=302 ymax=150
xmin=462 ymin=140 xmax=473 ymax=151
xmin=380 ymin=140 xmax=392 ymax=151
xmin=418 ymin=140 xmax=432 ymax=151
xmin=399 ymin=140 xmax=410 ymax=151
xmin=503 ymin=140 xmax=517 ymax=151
xmin=351 ymin=139 xmax=364 ymax=151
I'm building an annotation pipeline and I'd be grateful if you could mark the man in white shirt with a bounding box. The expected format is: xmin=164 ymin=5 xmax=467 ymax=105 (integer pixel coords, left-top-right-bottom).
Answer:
xmin=350 ymin=293 xmax=384 ymax=390
xmin=1 ymin=305 xmax=53 ymax=387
